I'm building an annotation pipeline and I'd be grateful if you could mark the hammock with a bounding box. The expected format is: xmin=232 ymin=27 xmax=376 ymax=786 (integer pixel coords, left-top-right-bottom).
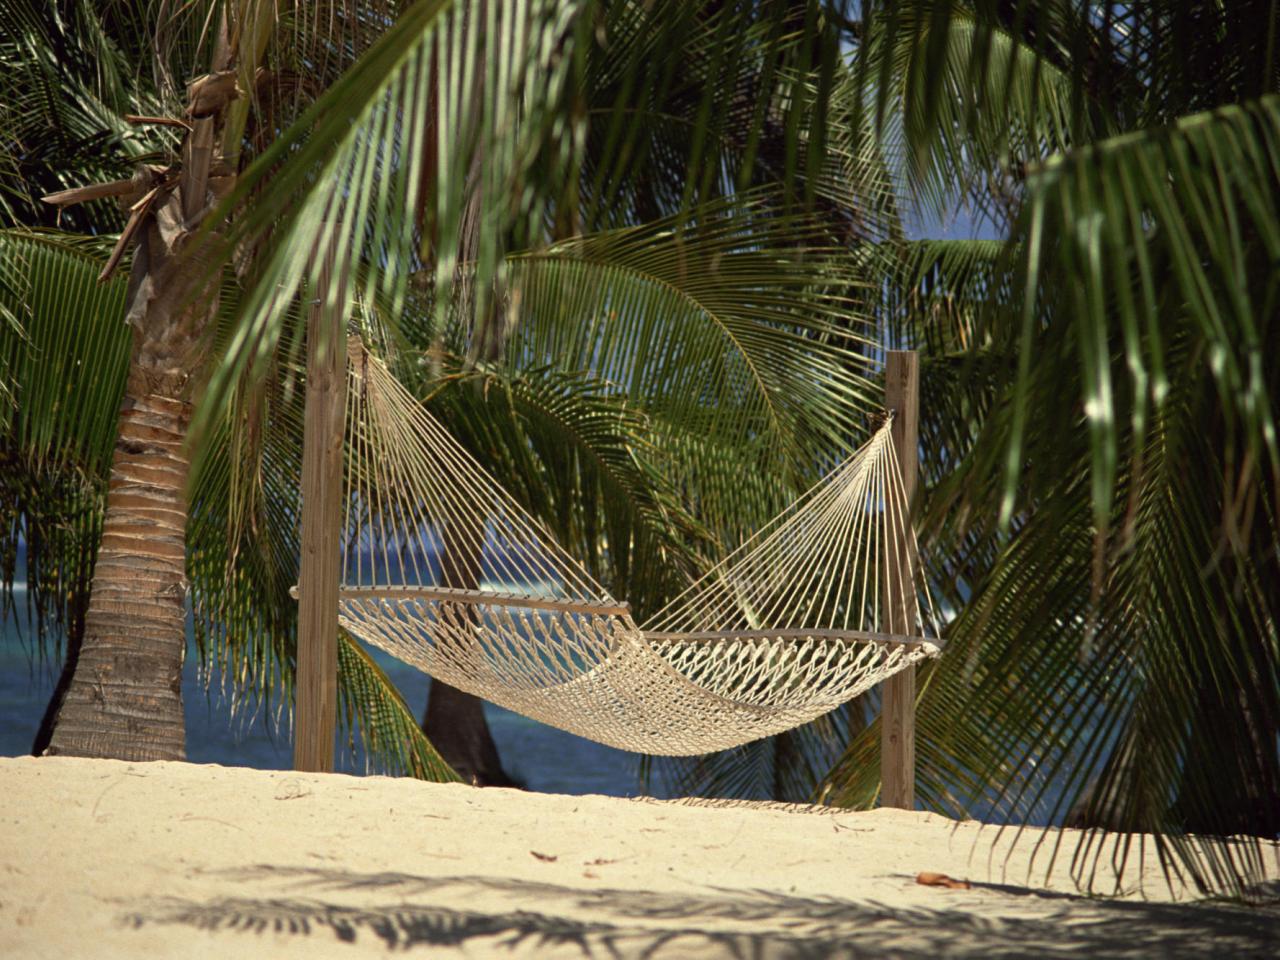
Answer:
xmin=321 ymin=340 xmax=941 ymax=756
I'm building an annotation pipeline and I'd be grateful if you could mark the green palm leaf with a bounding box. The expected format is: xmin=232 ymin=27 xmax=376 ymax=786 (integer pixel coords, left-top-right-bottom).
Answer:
xmin=496 ymin=195 xmax=882 ymax=545
xmin=199 ymin=0 xmax=590 ymax=439
xmin=826 ymin=5 xmax=1280 ymax=897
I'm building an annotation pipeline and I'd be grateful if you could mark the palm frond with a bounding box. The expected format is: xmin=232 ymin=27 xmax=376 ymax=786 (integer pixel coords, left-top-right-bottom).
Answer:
xmin=0 ymin=230 xmax=130 ymax=474
xmin=853 ymin=0 xmax=1086 ymax=231
xmin=570 ymin=1 xmax=847 ymax=231
xmin=493 ymin=194 xmax=882 ymax=548
xmin=338 ymin=629 xmax=459 ymax=780
xmin=0 ymin=1 xmax=170 ymax=231
xmin=824 ymin=95 xmax=1280 ymax=900
xmin=0 ymin=229 xmax=128 ymax=654
xmin=980 ymin=95 xmax=1280 ymax=534
xmin=422 ymin=362 xmax=694 ymax=615
xmin=198 ymin=0 xmax=589 ymax=439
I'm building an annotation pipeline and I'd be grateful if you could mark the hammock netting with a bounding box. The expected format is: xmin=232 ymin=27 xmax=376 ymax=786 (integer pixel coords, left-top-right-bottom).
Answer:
xmin=326 ymin=340 xmax=941 ymax=756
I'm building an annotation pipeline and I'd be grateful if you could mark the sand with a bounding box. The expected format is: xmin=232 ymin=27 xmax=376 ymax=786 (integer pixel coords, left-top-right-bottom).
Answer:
xmin=1 ymin=756 xmax=1276 ymax=958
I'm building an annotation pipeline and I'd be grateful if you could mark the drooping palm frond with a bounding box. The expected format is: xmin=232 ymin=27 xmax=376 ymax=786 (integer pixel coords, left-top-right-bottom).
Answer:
xmin=568 ymin=0 xmax=846 ymax=232
xmin=494 ymin=196 xmax=882 ymax=547
xmin=338 ymin=628 xmax=458 ymax=779
xmin=930 ymin=103 xmax=1280 ymax=893
xmin=421 ymin=362 xmax=694 ymax=616
xmin=0 ymin=230 xmax=130 ymax=651
xmin=0 ymin=231 xmax=130 ymax=472
xmin=825 ymin=74 xmax=1280 ymax=898
xmin=201 ymin=1 xmax=881 ymax=431
xmin=959 ymin=96 xmax=1280 ymax=539
xmin=199 ymin=0 xmax=592 ymax=438
xmin=851 ymin=0 xmax=1088 ymax=232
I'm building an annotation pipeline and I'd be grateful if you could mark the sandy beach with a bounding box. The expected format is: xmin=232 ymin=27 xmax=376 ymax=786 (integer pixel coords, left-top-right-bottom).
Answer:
xmin=1 ymin=756 xmax=1276 ymax=958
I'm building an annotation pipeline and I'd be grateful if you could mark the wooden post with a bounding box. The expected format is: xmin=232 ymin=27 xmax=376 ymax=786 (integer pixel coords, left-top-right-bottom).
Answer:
xmin=294 ymin=243 xmax=347 ymax=773
xmin=881 ymin=350 xmax=919 ymax=809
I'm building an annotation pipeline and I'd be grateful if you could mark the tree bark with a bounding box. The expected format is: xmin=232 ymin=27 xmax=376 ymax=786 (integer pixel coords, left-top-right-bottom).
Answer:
xmin=42 ymin=119 xmax=227 ymax=761
xmin=423 ymin=680 xmax=516 ymax=786
xmin=420 ymin=519 xmax=517 ymax=787
xmin=30 ymin=528 xmax=91 ymax=756
xmin=43 ymin=363 xmax=196 ymax=759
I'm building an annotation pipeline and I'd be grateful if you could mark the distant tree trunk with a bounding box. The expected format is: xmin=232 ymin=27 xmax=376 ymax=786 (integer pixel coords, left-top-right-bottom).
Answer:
xmin=416 ymin=16 xmax=515 ymax=784
xmin=423 ymin=681 xmax=515 ymax=786
xmin=420 ymin=519 xmax=517 ymax=787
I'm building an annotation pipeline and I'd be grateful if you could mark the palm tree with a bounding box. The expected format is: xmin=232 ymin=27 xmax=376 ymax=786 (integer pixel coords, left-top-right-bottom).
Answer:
xmin=2 ymin=0 xmax=277 ymax=759
xmin=201 ymin=0 xmax=892 ymax=782
xmin=620 ymin=1 xmax=1277 ymax=900
xmin=16 ymin=0 xmax=1269 ymax=904
xmin=409 ymin=0 xmax=882 ymax=782
xmin=811 ymin=0 xmax=1279 ymax=898
xmin=0 ymin=0 xmax=462 ymax=772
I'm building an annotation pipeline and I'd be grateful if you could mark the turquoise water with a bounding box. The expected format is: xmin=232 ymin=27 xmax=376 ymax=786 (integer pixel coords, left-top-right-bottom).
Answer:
xmin=0 ymin=593 xmax=649 ymax=797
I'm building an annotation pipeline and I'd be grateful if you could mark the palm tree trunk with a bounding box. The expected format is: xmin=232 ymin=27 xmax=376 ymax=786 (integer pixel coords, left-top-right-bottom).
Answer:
xmin=39 ymin=1 xmax=275 ymax=761
xmin=43 ymin=189 xmax=217 ymax=758
xmin=423 ymin=681 xmax=516 ymax=786
xmin=43 ymin=174 xmax=219 ymax=759
xmin=43 ymin=359 xmax=196 ymax=759
xmin=420 ymin=518 xmax=517 ymax=786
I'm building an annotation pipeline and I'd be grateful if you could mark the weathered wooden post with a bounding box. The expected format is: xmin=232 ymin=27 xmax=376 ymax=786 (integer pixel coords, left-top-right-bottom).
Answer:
xmin=880 ymin=349 xmax=919 ymax=808
xmin=295 ymin=241 xmax=346 ymax=772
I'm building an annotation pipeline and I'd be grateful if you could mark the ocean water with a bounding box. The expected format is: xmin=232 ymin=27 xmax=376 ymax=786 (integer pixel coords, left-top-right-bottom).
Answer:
xmin=0 ymin=592 xmax=649 ymax=797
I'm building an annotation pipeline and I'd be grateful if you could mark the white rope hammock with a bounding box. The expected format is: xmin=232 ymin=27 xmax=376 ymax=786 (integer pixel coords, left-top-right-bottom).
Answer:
xmin=319 ymin=340 xmax=941 ymax=756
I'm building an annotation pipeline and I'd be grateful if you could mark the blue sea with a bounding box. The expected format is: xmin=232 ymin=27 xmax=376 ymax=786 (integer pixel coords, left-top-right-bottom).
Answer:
xmin=0 ymin=586 xmax=651 ymax=797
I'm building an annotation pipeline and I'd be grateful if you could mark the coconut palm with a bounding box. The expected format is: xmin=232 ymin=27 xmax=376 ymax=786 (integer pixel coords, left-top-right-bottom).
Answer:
xmin=0 ymin=0 xmax=461 ymax=768
xmin=812 ymin=0 xmax=1279 ymax=899
xmin=15 ymin=0 xmax=1269 ymax=904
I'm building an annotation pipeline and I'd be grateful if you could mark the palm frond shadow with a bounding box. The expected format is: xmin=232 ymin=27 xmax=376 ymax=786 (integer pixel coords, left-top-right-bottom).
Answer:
xmin=124 ymin=896 xmax=624 ymax=955
xmin=117 ymin=864 xmax=1280 ymax=959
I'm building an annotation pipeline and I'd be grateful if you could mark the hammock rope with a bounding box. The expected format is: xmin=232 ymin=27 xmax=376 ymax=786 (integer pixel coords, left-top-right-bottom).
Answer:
xmin=324 ymin=339 xmax=941 ymax=756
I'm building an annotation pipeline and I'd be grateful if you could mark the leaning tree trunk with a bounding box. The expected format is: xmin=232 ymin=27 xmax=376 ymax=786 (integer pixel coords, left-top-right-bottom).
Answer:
xmin=424 ymin=683 xmax=516 ymax=786
xmin=43 ymin=160 xmax=223 ymax=758
xmin=42 ymin=47 xmax=247 ymax=759
xmin=43 ymin=322 xmax=201 ymax=759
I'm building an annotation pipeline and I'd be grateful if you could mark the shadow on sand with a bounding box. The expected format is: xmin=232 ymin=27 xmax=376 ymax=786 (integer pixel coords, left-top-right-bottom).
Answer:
xmin=120 ymin=864 xmax=1280 ymax=958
